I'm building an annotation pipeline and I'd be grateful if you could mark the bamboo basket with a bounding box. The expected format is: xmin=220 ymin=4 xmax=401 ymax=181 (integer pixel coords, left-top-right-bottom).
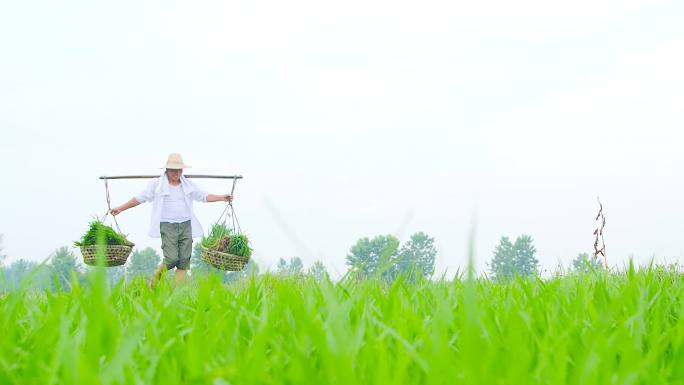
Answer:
xmin=200 ymin=244 xmax=249 ymax=271
xmin=81 ymin=244 xmax=134 ymax=267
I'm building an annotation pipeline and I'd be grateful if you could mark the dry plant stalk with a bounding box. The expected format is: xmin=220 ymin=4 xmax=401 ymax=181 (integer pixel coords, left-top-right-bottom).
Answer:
xmin=216 ymin=236 xmax=231 ymax=253
xmin=593 ymin=197 xmax=607 ymax=268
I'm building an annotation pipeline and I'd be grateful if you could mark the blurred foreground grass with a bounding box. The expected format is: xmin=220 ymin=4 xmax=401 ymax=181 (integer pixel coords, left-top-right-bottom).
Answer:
xmin=1 ymin=266 xmax=683 ymax=385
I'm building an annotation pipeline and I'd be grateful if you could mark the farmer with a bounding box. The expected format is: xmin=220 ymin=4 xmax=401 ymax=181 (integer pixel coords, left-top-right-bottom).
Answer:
xmin=110 ymin=153 xmax=232 ymax=286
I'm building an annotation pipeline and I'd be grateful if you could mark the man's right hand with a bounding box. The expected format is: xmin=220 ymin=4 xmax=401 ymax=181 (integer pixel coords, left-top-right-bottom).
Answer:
xmin=110 ymin=207 xmax=122 ymax=216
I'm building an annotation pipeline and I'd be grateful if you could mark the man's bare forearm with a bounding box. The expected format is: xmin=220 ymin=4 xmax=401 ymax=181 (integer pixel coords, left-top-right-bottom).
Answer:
xmin=111 ymin=198 xmax=141 ymax=215
xmin=206 ymin=194 xmax=233 ymax=203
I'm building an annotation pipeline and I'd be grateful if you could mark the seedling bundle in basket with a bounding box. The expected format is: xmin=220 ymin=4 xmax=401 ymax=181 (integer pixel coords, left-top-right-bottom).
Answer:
xmin=75 ymin=220 xmax=134 ymax=266
xmin=200 ymin=222 xmax=252 ymax=271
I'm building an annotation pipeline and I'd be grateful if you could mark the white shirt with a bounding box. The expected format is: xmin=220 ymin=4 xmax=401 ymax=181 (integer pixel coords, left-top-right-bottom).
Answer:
xmin=161 ymin=184 xmax=191 ymax=223
xmin=135 ymin=173 xmax=208 ymax=238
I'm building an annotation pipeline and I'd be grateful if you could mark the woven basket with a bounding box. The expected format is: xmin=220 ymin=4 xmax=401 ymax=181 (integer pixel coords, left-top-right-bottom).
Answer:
xmin=200 ymin=244 xmax=249 ymax=271
xmin=81 ymin=245 xmax=134 ymax=267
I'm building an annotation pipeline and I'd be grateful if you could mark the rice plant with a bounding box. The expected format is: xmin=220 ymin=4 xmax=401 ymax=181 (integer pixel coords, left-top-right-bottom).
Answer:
xmin=1 ymin=266 xmax=683 ymax=384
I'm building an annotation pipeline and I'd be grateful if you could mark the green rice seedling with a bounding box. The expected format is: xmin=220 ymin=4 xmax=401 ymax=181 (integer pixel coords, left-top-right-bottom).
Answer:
xmin=200 ymin=222 xmax=232 ymax=249
xmin=1 ymin=266 xmax=684 ymax=384
xmin=74 ymin=220 xmax=133 ymax=247
xmin=200 ymin=222 xmax=252 ymax=257
xmin=228 ymin=234 xmax=252 ymax=258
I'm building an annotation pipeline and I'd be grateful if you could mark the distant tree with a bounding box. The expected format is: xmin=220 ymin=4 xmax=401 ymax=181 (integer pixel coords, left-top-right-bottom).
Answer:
xmin=489 ymin=237 xmax=516 ymax=280
xmin=243 ymin=259 xmax=260 ymax=276
xmin=572 ymin=252 xmax=603 ymax=272
xmin=0 ymin=234 xmax=6 ymax=269
xmin=308 ymin=260 xmax=329 ymax=281
xmin=107 ymin=266 xmax=126 ymax=285
xmin=490 ymin=235 xmax=539 ymax=280
xmin=289 ymin=257 xmax=303 ymax=275
xmin=276 ymin=257 xmax=304 ymax=275
xmin=276 ymin=258 xmax=287 ymax=274
xmin=3 ymin=259 xmax=38 ymax=290
xmin=346 ymin=235 xmax=400 ymax=278
xmin=49 ymin=247 xmax=81 ymax=290
xmin=83 ymin=264 xmax=126 ymax=286
xmin=512 ymin=235 xmax=539 ymax=277
xmin=395 ymin=232 xmax=437 ymax=279
xmin=126 ymin=247 xmax=161 ymax=280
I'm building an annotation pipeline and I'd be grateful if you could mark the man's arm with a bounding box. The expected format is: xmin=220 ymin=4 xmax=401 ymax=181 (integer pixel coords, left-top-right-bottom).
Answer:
xmin=111 ymin=198 xmax=141 ymax=216
xmin=206 ymin=194 xmax=233 ymax=203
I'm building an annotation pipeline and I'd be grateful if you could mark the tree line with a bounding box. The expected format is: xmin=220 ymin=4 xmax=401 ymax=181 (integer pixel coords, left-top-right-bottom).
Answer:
xmin=0 ymin=230 xmax=605 ymax=291
xmin=0 ymin=245 xmax=167 ymax=291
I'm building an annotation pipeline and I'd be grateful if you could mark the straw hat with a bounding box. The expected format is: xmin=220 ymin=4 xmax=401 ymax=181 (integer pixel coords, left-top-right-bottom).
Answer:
xmin=161 ymin=153 xmax=191 ymax=169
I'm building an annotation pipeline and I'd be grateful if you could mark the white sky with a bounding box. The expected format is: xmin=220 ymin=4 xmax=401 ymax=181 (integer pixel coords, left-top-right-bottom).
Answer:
xmin=1 ymin=0 xmax=683 ymax=276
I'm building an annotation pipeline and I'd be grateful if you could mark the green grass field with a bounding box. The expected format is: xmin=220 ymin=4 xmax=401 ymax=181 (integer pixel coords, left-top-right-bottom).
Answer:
xmin=1 ymin=266 xmax=683 ymax=385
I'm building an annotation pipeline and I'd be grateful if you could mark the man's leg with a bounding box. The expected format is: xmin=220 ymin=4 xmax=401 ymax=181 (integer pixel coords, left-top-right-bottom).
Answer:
xmin=154 ymin=222 xmax=179 ymax=288
xmin=151 ymin=263 xmax=168 ymax=288
xmin=175 ymin=221 xmax=193 ymax=287
xmin=176 ymin=221 xmax=192 ymax=286
xmin=175 ymin=269 xmax=187 ymax=285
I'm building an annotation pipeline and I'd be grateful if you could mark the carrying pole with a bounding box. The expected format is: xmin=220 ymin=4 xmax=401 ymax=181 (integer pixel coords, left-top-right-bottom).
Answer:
xmin=100 ymin=174 xmax=243 ymax=229
xmin=99 ymin=175 xmax=242 ymax=180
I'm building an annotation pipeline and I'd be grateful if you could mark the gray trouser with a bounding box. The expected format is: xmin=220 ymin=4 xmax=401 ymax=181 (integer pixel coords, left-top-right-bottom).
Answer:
xmin=160 ymin=221 xmax=192 ymax=270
